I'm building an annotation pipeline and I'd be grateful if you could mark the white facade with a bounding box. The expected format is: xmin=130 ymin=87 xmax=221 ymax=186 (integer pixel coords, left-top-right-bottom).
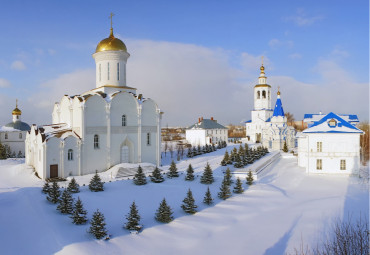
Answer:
xmin=25 ymin=27 xmax=162 ymax=180
xmin=298 ymin=112 xmax=363 ymax=175
xmin=186 ymin=118 xmax=228 ymax=146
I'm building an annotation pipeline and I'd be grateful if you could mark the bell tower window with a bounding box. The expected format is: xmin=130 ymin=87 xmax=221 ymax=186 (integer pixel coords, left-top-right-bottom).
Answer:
xmin=257 ymin=91 xmax=260 ymax=99
xmin=107 ymin=62 xmax=110 ymax=80
xmin=117 ymin=63 xmax=120 ymax=81
xmin=122 ymin=115 xmax=126 ymax=126
xmin=262 ymin=90 xmax=266 ymax=98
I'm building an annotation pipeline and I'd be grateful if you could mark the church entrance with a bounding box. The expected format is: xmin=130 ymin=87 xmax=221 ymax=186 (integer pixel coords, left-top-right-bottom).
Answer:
xmin=121 ymin=146 xmax=129 ymax=163
xmin=50 ymin=164 xmax=58 ymax=178
xmin=256 ymin=133 xmax=261 ymax=143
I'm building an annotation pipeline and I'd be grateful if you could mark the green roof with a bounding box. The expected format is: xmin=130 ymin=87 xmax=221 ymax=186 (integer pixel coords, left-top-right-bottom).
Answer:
xmin=187 ymin=119 xmax=227 ymax=130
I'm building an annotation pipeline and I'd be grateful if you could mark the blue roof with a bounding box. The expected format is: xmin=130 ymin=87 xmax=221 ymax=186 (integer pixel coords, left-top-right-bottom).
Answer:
xmin=304 ymin=114 xmax=313 ymax=119
xmin=272 ymin=97 xmax=285 ymax=117
xmin=245 ymin=120 xmax=252 ymax=123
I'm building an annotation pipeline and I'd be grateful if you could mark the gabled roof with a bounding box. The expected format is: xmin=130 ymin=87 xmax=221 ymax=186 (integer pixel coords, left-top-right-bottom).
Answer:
xmin=272 ymin=97 xmax=285 ymax=117
xmin=304 ymin=113 xmax=359 ymax=124
xmin=187 ymin=119 xmax=227 ymax=130
xmin=303 ymin=112 xmax=363 ymax=134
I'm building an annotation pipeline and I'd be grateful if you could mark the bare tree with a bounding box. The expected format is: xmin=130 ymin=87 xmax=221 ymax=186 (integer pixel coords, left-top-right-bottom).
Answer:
xmin=164 ymin=141 xmax=168 ymax=157
xmin=169 ymin=144 xmax=174 ymax=158
xmin=285 ymin=112 xmax=295 ymax=125
xmin=359 ymin=122 xmax=369 ymax=165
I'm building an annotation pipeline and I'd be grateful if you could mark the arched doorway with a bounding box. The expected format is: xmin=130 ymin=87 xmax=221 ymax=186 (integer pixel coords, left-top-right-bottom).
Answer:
xmin=121 ymin=146 xmax=129 ymax=163
xmin=120 ymin=138 xmax=134 ymax=163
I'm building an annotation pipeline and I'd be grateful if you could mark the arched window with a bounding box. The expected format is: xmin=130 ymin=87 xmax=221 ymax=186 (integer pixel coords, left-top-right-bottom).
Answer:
xmin=122 ymin=115 xmax=126 ymax=126
xmin=262 ymin=90 xmax=266 ymax=98
xmin=99 ymin=64 xmax=101 ymax=81
xmin=94 ymin=135 xmax=99 ymax=149
xmin=147 ymin=133 xmax=151 ymax=145
xmin=19 ymin=133 xmax=22 ymax=139
xmin=107 ymin=62 xmax=110 ymax=80
xmin=117 ymin=63 xmax=120 ymax=81
xmin=257 ymin=91 xmax=260 ymax=99
xmin=5 ymin=133 xmax=8 ymax=139
xmin=68 ymin=149 xmax=73 ymax=161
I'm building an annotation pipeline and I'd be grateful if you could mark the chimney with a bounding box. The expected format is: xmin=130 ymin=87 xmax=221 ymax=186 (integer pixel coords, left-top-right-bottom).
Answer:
xmin=201 ymin=117 xmax=203 ymax=121
xmin=211 ymin=117 xmax=214 ymax=121
xmin=198 ymin=118 xmax=201 ymax=123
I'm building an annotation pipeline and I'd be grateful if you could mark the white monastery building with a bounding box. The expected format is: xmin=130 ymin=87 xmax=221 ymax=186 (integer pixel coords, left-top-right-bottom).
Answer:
xmin=245 ymin=64 xmax=295 ymax=150
xmin=26 ymin=24 xmax=162 ymax=180
xmin=186 ymin=117 xmax=228 ymax=146
xmin=0 ymin=101 xmax=31 ymax=157
xmin=298 ymin=112 xmax=363 ymax=174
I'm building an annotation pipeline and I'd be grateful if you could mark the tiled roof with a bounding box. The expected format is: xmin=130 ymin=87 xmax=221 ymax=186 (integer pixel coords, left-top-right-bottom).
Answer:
xmin=187 ymin=119 xmax=227 ymax=130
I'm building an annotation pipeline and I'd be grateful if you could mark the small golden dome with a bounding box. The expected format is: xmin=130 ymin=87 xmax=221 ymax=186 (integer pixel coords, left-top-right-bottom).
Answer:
xmin=95 ymin=28 xmax=127 ymax=53
xmin=12 ymin=107 xmax=21 ymax=115
xmin=260 ymin=65 xmax=265 ymax=71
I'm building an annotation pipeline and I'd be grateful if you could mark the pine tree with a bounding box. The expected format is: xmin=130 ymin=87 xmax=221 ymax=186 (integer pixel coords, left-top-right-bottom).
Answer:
xmin=67 ymin=177 xmax=80 ymax=193
xmin=221 ymin=150 xmax=229 ymax=166
xmin=246 ymin=170 xmax=254 ymax=186
xmin=155 ymin=198 xmax=174 ymax=223
xmin=193 ymin=146 xmax=197 ymax=156
xmin=133 ymin=165 xmax=147 ymax=185
xmin=233 ymin=153 xmax=243 ymax=168
xmin=185 ymin=164 xmax=194 ymax=181
xmin=0 ymin=142 xmax=6 ymax=159
xmin=200 ymin=162 xmax=214 ymax=184
xmin=71 ymin=197 xmax=88 ymax=225
xmin=57 ymin=189 xmax=74 ymax=214
xmin=42 ymin=181 xmax=50 ymax=194
xmin=238 ymin=144 xmax=245 ymax=157
xmin=47 ymin=181 xmax=61 ymax=204
xmin=197 ymin=145 xmax=202 ymax=155
xmin=124 ymin=201 xmax=142 ymax=232
xmin=283 ymin=140 xmax=288 ymax=152
xmin=233 ymin=177 xmax=244 ymax=194
xmin=167 ymin=160 xmax=179 ymax=178
xmin=244 ymin=143 xmax=249 ymax=152
xmin=218 ymin=177 xmax=232 ymax=200
xmin=89 ymin=171 xmax=104 ymax=192
xmin=181 ymin=189 xmax=197 ymax=214
xmin=88 ymin=209 xmax=108 ymax=239
xmin=203 ymin=187 xmax=213 ymax=205
xmin=17 ymin=151 xmax=23 ymax=158
xmin=187 ymin=146 xmax=193 ymax=158
xmin=224 ymin=168 xmax=233 ymax=186
xmin=150 ymin=166 xmax=164 ymax=183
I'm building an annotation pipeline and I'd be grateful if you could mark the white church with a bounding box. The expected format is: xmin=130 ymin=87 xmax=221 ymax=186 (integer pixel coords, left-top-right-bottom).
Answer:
xmin=25 ymin=25 xmax=162 ymax=180
xmin=245 ymin=64 xmax=295 ymax=150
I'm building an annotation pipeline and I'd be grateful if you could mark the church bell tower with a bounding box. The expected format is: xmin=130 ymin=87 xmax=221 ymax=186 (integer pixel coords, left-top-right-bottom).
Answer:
xmin=254 ymin=64 xmax=272 ymax=110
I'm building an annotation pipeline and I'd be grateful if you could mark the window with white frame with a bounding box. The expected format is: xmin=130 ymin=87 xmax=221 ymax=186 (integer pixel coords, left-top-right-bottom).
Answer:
xmin=316 ymin=159 xmax=322 ymax=170
xmin=68 ymin=149 xmax=73 ymax=161
xmin=340 ymin=160 xmax=346 ymax=170
xmin=147 ymin=133 xmax=150 ymax=145
xmin=5 ymin=133 xmax=8 ymax=139
xmin=94 ymin=135 xmax=99 ymax=149
xmin=317 ymin=142 xmax=322 ymax=152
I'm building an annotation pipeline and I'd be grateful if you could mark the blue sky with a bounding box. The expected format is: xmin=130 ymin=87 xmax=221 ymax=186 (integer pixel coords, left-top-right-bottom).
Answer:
xmin=0 ymin=0 xmax=368 ymax=126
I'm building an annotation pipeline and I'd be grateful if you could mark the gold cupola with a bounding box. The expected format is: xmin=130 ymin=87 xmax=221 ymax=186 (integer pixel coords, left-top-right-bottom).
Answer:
xmin=12 ymin=99 xmax=21 ymax=116
xmin=95 ymin=27 xmax=127 ymax=53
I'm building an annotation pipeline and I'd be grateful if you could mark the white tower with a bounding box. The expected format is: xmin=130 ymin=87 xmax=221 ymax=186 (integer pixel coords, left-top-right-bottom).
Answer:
xmin=254 ymin=64 xmax=272 ymax=110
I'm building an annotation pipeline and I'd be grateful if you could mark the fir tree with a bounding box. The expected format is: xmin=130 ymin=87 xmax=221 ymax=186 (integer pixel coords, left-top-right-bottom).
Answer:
xmin=224 ymin=168 xmax=233 ymax=186
xmin=181 ymin=189 xmax=197 ymax=214
xmin=283 ymin=140 xmax=288 ymax=152
xmin=200 ymin=162 xmax=214 ymax=184
xmin=233 ymin=177 xmax=244 ymax=194
xmin=17 ymin=151 xmax=23 ymax=158
xmin=233 ymin=153 xmax=243 ymax=168
xmin=89 ymin=171 xmax=104 ymax=192
xmin=167 ymin=160 xmax=179 ymax=178
xmin=67 ymin=177 xmax=80 ymax=193
xmin=42 ymin=181 xmax=50 ymax=194
xmin=193 ymin=146 xmax=197 ymax=156
xmin=124 ymin=201 xmax=142 ymax=232
xmin=246 ymin=170 xmax=254 ymax=186
xmin=238 ymin=144 xmax=245 ymax=157
xmin=203 ymin=187 xmax=213 ymax=205
xmin=187 ymin=146 xmax=193 ymax=158
xmin=133 ymin=165 xmax=147 ymax=185
xmin=88 ymin=209 xmax=108 ymax=239
xmin=244 ymin=143 xmax=249 ymax=152
xmin=57 ymin=189 xmax=74 ymax=214
xmin=150 ymin=166 xmax=164 ymax=183
xmin=197 ymin=145 xmax=202 ymax=155
xmin=218 ymin=177 xmax=232 ymax=200
xmin=221 ymin=150 xmax=230 ymax=166
xmin=185 ymin=164 xmax=195 ymax=181
xmin=71 ymin=197 xmax=88 ymax=225
xmin=47 ymin=181 xmax=61 ymax=204
xmin=155 ymin=198 xmax=174 ymax=223
xmin=0 ymin=142 xmax=6 ymax=159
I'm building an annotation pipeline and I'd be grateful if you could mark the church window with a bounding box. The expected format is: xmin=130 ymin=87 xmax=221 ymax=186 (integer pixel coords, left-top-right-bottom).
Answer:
xmin=262 ymin=90 xmax=266 ymax=98
xmin=328 ymin=119 xmax=337 ymax=127
xmin=147 ymin=133 xmax=151 ymax=145
xmin=99 ymin=64 xmax=101 ymax=81
xmin=257 ymin=91 xmax=260 ymax=99
xmin=94 ymin=135 xmax=99 ymax=149
xmin=316 ymin=159 xmax=322 ymax=170
xmin=340 ymin=160 xmax=346 ymax=170
xmin=19 ymin=133 xmax=22 ymax=139
xmin=107 ymin=62 xmax=110 ymax=80
xmin=122 ymin=115 xmax=126 ymax=126
xmin=117 ymin=63 xmax=120 ymax=81
xmin=317 ymin=142 xmax=322 ymax=152
xmin=68 ymin=149 xmax=73 ymax=161
xmin=4 ymin=133 xmax=8 ymax=139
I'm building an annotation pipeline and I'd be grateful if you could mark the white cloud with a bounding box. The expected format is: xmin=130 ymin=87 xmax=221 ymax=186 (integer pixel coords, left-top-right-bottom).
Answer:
xmin=289 ymin=53 xmax=302 ymax=59
xmin=285 ymin=8 xmax=324 ymax=26
xmin=269 ymin=38 xmax=294 ymax=49
xmin=0 ymin=78 xmax=11 ymax=88
xmin=10 ymin=60 xmax=26 ymax=70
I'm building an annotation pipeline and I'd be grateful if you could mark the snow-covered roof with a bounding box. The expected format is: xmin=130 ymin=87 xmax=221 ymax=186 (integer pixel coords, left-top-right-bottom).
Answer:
xmin=31 ymin=123 xmax=81 ymax=142
xmin=272 ymin=97 xmax=284 ymax=117
xmin=304 ymin=113 xmax=359 ymax=125
xmin=0 ymin=126 xmax=17 ymax=132
xmin=187 ymin=119 xmax=227 ymax=130
xmin=303 ymin=112 xmax=363 ymax=134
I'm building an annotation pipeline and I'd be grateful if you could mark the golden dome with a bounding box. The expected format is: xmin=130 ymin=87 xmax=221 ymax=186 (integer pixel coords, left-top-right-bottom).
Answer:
xmin=260 ymin=65 xmax=265 ymax=71
xmin=95 ymin=28 xmax=127 ymax=53
xmin=12 ymin=107 xmax=21 ymax=115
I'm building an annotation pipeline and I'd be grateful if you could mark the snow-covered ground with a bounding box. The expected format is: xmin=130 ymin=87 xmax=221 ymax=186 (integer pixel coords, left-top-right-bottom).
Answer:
xmin=0 ymin=144 xmax=368 ymax=255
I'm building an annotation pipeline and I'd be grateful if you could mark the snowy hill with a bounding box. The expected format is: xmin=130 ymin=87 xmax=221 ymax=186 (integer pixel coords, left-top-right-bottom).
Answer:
xmin=0 ymin=145 xmax=368 ymax=255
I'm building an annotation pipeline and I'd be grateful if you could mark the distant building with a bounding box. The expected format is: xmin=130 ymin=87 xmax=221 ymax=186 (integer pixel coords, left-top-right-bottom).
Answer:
xmin=298 ymin=112 xmax=363 ymax=174
xmin=186 ymin=117 xmax=228 ymax=146
xmin=0 ymin=101 xmax=31 ymax=157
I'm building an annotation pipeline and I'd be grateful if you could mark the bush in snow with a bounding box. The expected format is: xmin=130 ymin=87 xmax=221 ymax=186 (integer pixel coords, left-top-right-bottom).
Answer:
xmin=0 ymin=142 xmax=7 ymax=159
xmin=246 ymin=170 xmax=254 ymax=186
xmin=124 ymin=201 xmax=142 ymax=232
xmin=167 ymin=160 xmax=179 ymax=178
xmin=47 ymin=182 xmax=61 ymax=204
xmin=203 ymin=187 xmax=214 ymax=205
xmin=42 ymin=181 xmax=50 ymax=194
xmin=57 ymin=189 xmax=74 ymax=214
xmin=200 ymin=162 xmax=214 ymax=184
xmin=67 ymin=177 xmax=80 ymax=193
xmin=155 ymin=198 xmax=174 ymax=223
xmin=88 ymin=209 xmax=108 ymax=239
xmin=70 ymin=197 xmax=88 ymax=225
xmin=181 ymin=189 xmax=197 ymax=214
xmin=185 ymin=164 xmax=194 ymax=181
xmin=150 ymin=166 xmax=164 ymax=183
xmin=218 ymin=177 xmax=232 ymax=200
xmin=89 ymin=171 xmax=104 ymax=192
xmin=233 ymin=177 xmax=244 ymax=194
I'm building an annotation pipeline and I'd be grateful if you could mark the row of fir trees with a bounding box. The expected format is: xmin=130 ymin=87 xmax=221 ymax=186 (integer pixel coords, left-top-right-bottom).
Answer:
xmin=221 ymin=144 xmax=269 ymax=168
xmin=187 ymin=141 xmax=227 ymax=158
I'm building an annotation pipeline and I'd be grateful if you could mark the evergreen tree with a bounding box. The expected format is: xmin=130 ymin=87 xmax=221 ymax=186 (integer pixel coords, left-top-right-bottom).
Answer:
xmin=71 ymin=197 xmax=88 ymax=225
xmin=218 ymin=177 xmax=232 ymax=200
xmin=155 ymin=198 xmax=174 ymax=223
xmin=181 ymin=189 xmax=197 ymax=214
xmin=200 ymin=162 xmax=214 ymax=184
xmin=205 ymin=144 xmax=209 ymax=153
xmin=42 ymin=181 xmax=50 ymax=194
xmin=238 ymin=144 xmax=245 ymax=157
xmin=193 ymin=146 xmax=198 ymax=156
xmin=67 ymin=177 xmax=80 ymax=193
xmin=224 ymin=168 xmax=233 ymax=186
xmin=150 ymin=166 xmax=164 ymax=183
xmin=88 ymin=209 xmax=108 ymax=239
xmin=57 ymin=189 xmax=74 ymax=214
xmin=233 ymin=177 xmax=244 ymax=194
xmin=187 ymin=146 xmax=193 ymax=158
xmin=17 ymin=151 xmax=23 ymax=158
xmin=185 ymin=164 xmax=194 ymax=181
xmin=5 ymin=145 xmax=11 ymax=158
xmin=167 ymin=160 xmax=179 ymax=178
xmin=203 ymin=187 xmax=213 ymax=205
xmin=89 ymin=171 xmax=104 ymax=192
xmin=244 ymin=143 xmax=249 ymax=152
xmin=197 ymin=145 xmax=202 ymax=155
xmin=246 ymin=170 xmax=254 ymax=186
xmin=133 ymin=165 xmax=147 ymax=185
xmin=283 ymin=141 xmax=288 ymax=152
xmin=233 ymin=153 xmax=243 ymax=168
xmin=221 ymin=150 xmax=229 ymax=166
xmin=124 ymin=201 xmax=142 ymax=232
xmin=47 ymin=181 xmax=61 ymax=204
xmin=0 ymin=142 xmax=6 ymax=159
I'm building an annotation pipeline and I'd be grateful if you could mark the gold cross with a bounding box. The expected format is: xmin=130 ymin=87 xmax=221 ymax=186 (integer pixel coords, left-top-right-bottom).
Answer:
xmin=261 ymin=56 xmax=264 ymax=65
xmin=16 ymin=99 xmax=18 ymax=108
xmin=109 ymin=12 xmax=115 ymax=29
xmin=278 ymin=86 xmax=280 ymax=91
